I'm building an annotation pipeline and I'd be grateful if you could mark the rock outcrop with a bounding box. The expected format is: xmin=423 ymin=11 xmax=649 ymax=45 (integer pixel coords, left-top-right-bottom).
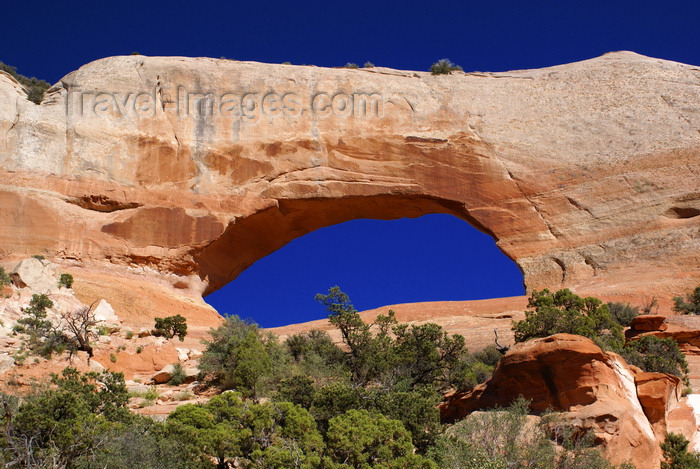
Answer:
xmin=10 ymin=258 xmax=61 ymax=294
xmin=0 ymin=51 xmax=698 ymax=325
xmin=635 ymin=371 xmax=682 ymax=440
xmin=439 ymin=334 xmax=689 ymax=468
xmin=630 ymin=315 xmax=668 ymax=332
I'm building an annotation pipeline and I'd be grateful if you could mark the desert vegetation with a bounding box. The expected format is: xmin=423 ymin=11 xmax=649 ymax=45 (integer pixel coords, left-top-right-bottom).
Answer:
xmin=1 ymin=285 xmax=697 ymax=467
xmin=513 ymin=288 xmax=689 ymax=382
xmin=674 ymin=285 xmax=700 ymax=315
xmin=430 ymin=58 xmax=463 ymax=75
xmin=0 ymin=62 xmax=51 ymax=104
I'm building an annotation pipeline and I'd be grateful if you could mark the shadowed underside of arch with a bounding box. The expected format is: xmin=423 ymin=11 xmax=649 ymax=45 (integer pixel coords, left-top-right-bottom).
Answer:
xmin=196 ymin=194 xmax=494 ymax=295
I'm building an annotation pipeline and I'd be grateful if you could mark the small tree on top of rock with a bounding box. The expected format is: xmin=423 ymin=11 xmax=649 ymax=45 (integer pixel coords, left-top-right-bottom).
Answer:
xmin=153 ymin=315 xmax=188 ymax=341
xmin=430 ymin=58 xmax=463 ymax=75
xmin=0 ymin=62 xmax=51 ymax=105
xmin=512 ymin=289 xmax=624 ymax=352
xmin=673 ymin=285 xmax=700 ymax=315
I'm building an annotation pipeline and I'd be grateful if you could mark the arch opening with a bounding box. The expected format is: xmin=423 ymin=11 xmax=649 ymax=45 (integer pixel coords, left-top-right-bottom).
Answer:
xmin=202 ymin=201 xmax=525 ymax=327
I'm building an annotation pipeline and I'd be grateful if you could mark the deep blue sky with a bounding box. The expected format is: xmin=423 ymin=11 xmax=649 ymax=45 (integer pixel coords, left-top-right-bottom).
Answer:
xmin=2 ymin=0 xmax=698 ymax=326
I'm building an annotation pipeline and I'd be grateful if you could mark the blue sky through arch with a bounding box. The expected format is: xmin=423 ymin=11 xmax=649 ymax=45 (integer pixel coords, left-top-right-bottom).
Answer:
xmin=204 ymin=214 xmax=524 ymax=328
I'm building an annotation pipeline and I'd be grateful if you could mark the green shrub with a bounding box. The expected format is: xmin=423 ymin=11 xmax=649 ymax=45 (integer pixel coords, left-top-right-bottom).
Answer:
xmin=35 ymin=330 xmax=70 ymax=359
xmin=0 ymin=63 xmax=51 ymax=105
xmin=16 ymin=294 xmax=58 ymax=352
xmin=344 ymin=62 xmax=359 ymax=69
xmin=0 ymin=367 xmax=132 ymax=467
xmin=276 ymin=374 xmax=316 ymax=408
xmin=363 ymin=61 xmax=375 ymax=68
xmin=512 ymin=289 xmax=624 ymax=352
xmin=199 ymin=315 xmax=271 ymax=398
xmin=621 ymin=335 xmax=689 ymax=382
xmin=174 ymin=390 xmax=195 ymax=401
xmin=661 ymin=433 xmax=700 ymax=468
xmin=136 ymin=346 xmax=143 ymax=354
xmin=153 ymin=315 xmax=187 ymax=341
xmin=673 ymin=286 xmax=700 ymax=315
xmin=166 ymin=393 xmax=325 ymax=468
xmin=430 ymin=396 xmax=626 ymax=469
xmin=169 ymin=363 xmax=187 ymax=386
xmin=472 ymin=344 xmax=503 ymax=367
xmin=325 ymin=409 xmax=436 ymax=468
xmin=430 ymin=58 xmax=463 ymax=75
xmin=607 ymin=302 xmax=639 ymax=326
xmin=31 ymin=254 xmax=45 ymax=260
xmin=110 ymin=353 xmax=117 ymax=363
xmin=0 ymin=267 xmax=10 ymax=287
xmin=58 ymin=273 xmax=74 ymax=289
xmin=143 ymin=386 xmax=159 ymax=401
xmin=124 ymin=330 xmax=134 ymax=340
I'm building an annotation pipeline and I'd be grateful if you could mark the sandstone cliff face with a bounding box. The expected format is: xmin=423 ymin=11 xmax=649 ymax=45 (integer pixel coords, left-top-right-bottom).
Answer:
xmin=0 ymin=52 xmax=698 ymax=320
xmin=438 ymin=334 xmax=689 ymax=469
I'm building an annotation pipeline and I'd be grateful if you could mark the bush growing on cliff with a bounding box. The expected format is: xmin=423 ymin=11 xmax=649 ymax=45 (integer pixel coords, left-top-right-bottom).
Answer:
xmin=673 ymin=286 xmax=700 ymax=315
xmin=0 ymin=62 xmax=51 ymax=104
xmin=430 ymin=58 xmax=463 ymax=75
xmin=512 ymin=289 xmax=624 ymax=351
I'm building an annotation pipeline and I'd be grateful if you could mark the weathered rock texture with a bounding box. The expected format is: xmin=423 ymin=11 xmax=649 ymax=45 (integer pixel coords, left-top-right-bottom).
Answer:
xmin=438 ymin=334 xmax=688 ymax=468
xmin=0 ymin=52 xmax=698 ymax=320
xmin=630 ymin=315 xmax=668 ymax=332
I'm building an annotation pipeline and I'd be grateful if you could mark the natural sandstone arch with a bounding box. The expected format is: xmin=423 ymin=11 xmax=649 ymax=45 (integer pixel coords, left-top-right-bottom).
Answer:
xmin=0 ymin=51 xmax=698 ymax=323
xmin=196 ymin=194 xmax=510 ymax=295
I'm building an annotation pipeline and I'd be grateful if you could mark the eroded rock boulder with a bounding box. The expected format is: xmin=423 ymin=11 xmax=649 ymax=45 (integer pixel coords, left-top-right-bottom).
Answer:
xmin=439 ymin=334 xmax=669 ymax=468
xmin=11 ymin=258 xmax=60 ymax=294
xmin=151 ymin=364 xmax=175 ymax=384
xmin=93 ymin=299 xmax=119 ymax=322
xmin=631 ymin=315 xmax=668 ymax=332
xmin=635 ymin=371 xmax=682 ymax=439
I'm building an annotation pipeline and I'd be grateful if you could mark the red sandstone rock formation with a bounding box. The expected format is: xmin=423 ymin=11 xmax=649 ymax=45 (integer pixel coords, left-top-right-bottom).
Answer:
xmin=0 ymin=52 xmax=698 ymax=327
xmin=439 ymin=334 xmax=693 ymax=468
xmin=631 ymin=315 xmax=669 ymax=332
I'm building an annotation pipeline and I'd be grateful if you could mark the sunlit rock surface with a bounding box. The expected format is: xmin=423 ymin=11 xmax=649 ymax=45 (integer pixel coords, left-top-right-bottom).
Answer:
xmin=0 ymin=51 xmax=698 ymax=325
